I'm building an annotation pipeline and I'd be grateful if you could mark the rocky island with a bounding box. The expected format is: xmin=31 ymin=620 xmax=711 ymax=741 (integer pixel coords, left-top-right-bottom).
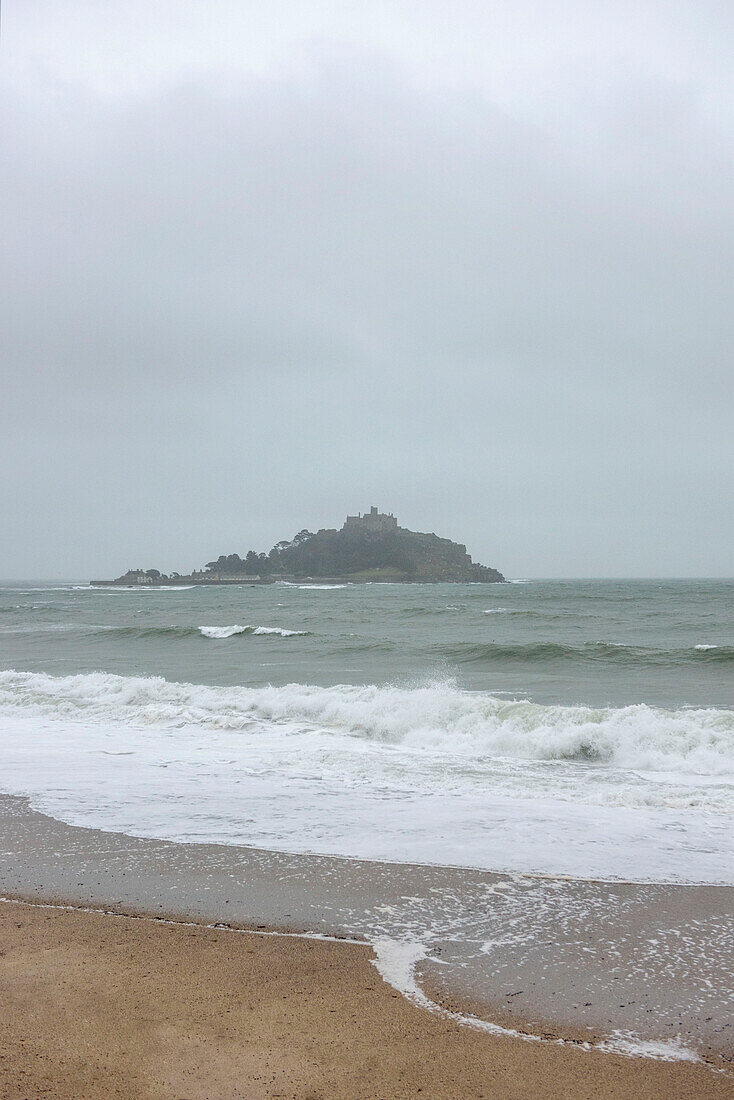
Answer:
xmin=92 ymin=507 xmax=505 ymax=585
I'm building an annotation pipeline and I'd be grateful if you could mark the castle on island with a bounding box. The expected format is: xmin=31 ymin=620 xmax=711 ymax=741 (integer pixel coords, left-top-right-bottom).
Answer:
xmin=342 ymin=506 xmax=398 ymax=533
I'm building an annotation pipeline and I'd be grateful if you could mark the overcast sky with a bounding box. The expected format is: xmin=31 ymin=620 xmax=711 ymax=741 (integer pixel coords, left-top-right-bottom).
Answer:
xmin=2 ymin=1 xmax=732 ymax=578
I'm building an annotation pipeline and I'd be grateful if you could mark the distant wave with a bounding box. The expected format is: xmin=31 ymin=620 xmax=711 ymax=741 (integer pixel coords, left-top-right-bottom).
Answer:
xmin=199 ymin=624 xmax=309 ymax=639
xmin=296 ymin=584 xmax=350 ymax=590
xmin=93 ymin=624 xmax=198 ymax=638
xmin=0 ymin=604 xmax=57 ymax=613
xmin=275 ymin=582 xmax=350 ymax=589
xmin=332 ymin=639 xmax=397 ymax=654
xmin=0 ymin=606 xmax=71 ymax=618
xmin=71 ymin=585 xmax=197 ymax=592
xmin=1 ymin=669 xmax=732 ymax=780
xmin=1 ymin=586 xmax=94 ymax=593
xmin=400 ymin=605 xmax=466 ymax=616
xmin=438 ymin=640 xmax=734 ymax=667
xmin=0 ymin=623 xmax=84 ymax=635
xmin=36 ymin=623 xmax=311 ymax=640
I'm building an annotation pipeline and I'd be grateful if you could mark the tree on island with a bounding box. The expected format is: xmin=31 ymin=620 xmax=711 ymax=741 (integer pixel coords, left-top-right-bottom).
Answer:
xmin=205 ymin=553 xmax=246 ymax=574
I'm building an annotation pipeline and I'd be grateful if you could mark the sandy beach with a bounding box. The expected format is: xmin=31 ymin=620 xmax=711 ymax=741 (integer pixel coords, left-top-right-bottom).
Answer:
xmin=0 ymin=794 xmax=732 ymax=1097
xmin=2 ymin=899 xmax=732 ymax=1099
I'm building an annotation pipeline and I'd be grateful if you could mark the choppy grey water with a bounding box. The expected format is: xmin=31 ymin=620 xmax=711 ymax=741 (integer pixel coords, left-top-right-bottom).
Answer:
xmin=1 ymin=579 xmax=733 ymax=882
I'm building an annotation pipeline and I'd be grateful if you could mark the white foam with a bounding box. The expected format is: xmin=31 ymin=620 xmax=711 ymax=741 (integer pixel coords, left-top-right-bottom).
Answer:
xmin=252 ymin=626 xmax=307 ymax=636
xmin=275 ymin=580 xmax=349 ymax=589
xmin=370 ymin=940 xmax=704 ymax=1062
xmin=597 ymin=1032 xmax=702 ymax=1063
xmin=371 ymin=939 xmax=433 ymax=1008
xmin=1 ymin=670 xmax=732 ymax=782
xmin=695 ymin=644 xmax=718 ymax=651
xmin=297 ymin=584 xmax=349 ymax=590
xmin=200 ymin=624 xmax=250 ymax=638
xmin=72 ymin=585 xmax=196 ymax=592
xmin=0 ymin=670 xmax=732 ymax=882
xmin=199 ymin=625 xmax=307 ymax=638
xmin=370 ymin=942 xmax=539 ymax=1043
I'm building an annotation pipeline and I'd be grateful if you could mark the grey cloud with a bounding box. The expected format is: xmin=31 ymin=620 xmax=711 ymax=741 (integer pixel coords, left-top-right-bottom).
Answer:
xmin=2 ymin=10 xmax=733 ymax=577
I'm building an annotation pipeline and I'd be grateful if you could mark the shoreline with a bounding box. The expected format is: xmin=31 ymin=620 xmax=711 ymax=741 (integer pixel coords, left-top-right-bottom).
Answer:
xmin=2 ymin=889 xmax=727 ymax=1069
xmin=3 ymin=902 xmax=731 ymax=1099
xmin=87 ymin=577 xmax=506 ymax=586
xmin=1 ymin=794 xmax=732 ymax=1073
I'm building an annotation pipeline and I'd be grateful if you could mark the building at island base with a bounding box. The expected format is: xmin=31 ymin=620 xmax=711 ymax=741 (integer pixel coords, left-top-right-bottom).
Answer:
xmin=106 ymin=570 xmax=157 ymax=585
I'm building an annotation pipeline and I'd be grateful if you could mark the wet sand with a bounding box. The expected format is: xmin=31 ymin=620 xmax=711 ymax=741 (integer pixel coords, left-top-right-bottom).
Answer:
xmin=2 ymin=899 xmax=732 ymax=1099
xmin=1 ymin=794 xmax=732 ymax=1096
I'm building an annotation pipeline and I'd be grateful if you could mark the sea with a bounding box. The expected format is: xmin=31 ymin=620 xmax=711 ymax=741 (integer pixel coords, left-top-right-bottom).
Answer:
xmin=1 ymin=578 xmax=732 ymax=885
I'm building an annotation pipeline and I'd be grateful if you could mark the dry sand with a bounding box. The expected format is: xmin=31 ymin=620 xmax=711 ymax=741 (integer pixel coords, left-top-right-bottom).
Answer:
xmin=1 ymin=900 xmax=731 ymax=1100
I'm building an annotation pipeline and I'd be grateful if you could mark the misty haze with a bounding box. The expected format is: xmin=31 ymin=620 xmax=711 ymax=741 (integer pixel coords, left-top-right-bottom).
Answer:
xmin=1 ymin=5 xmax=732 ymax=1098
xmin=2 ymin=3 xmax=733 ymax=578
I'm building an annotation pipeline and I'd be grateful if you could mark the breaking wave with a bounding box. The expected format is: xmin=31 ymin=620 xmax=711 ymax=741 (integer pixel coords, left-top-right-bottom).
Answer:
xmin=1 ymin=669 xmax=732 ymax=780
xmin=199 ymin=624 xmax=309 ymax=639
